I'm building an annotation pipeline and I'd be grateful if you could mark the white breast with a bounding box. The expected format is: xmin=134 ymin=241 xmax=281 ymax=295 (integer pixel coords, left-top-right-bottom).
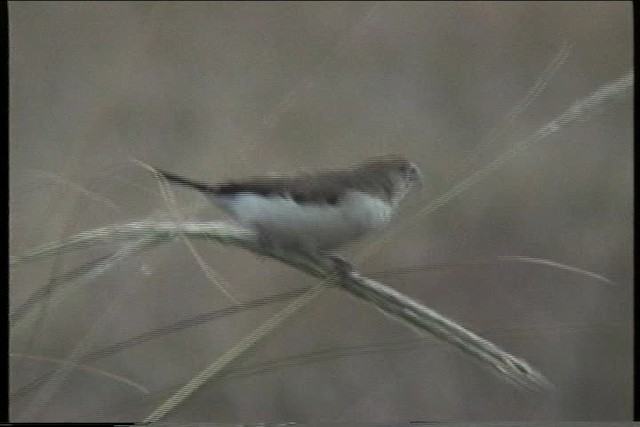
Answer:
xmin=212 ymin=191 xmax=394 ymax=251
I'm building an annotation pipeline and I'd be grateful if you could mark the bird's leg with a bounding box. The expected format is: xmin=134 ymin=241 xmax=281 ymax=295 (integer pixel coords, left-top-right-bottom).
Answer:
xmin=253 ymin=225 xmax=285 ymax=260
xmin=323 ymin=253 xmax=355 ymax=275
xmin=290 ymin=250 xmax=354 ymax=280
xmin=252 ymin=224 xmax=354 ymax=277
xmin=253 ymin=225 xmax=325 ymax=267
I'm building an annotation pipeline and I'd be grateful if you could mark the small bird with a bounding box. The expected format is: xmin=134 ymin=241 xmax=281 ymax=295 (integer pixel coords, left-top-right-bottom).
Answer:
xmin=156 ymin=155 xmax=422 ymax=263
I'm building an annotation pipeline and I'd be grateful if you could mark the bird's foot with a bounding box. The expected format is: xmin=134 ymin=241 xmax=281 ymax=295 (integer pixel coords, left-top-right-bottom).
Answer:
xmin=324 ymin=253 xmax=356 ymax=277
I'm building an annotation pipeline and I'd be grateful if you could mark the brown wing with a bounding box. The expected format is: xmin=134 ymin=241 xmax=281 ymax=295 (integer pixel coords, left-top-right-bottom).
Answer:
xmin=156 ymin=161 xmax=394 ymax=205
xmin=216 ymin=173 xmax=344 ymax=205
xmin=157 ymin=169 xmax=346 ymax=205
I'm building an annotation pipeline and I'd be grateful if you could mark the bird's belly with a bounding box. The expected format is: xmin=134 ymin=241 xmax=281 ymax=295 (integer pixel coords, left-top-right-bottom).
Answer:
xmin=214 ymin=192 xmax=393 ymax=251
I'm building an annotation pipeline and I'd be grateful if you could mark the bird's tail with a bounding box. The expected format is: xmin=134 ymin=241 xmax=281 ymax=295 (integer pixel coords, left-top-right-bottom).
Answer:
xmin=155 ymin=169 xmax=219 ymax=196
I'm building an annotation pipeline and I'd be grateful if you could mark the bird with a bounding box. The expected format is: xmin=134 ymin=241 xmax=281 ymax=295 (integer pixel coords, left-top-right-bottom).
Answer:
xmin=155 ymin=155 xmax=422 ymax=266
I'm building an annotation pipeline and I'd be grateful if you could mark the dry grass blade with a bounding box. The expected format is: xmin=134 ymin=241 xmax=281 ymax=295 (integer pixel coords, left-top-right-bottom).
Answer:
xmin=10 ymin=353 xmax=149 ymax=395
xmin=11 ymin=219 xmax=553 ymax=421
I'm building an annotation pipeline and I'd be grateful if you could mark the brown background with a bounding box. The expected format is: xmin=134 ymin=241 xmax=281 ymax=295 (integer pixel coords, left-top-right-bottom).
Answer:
xmin=9 ymin=1 xmax=633 ymax=422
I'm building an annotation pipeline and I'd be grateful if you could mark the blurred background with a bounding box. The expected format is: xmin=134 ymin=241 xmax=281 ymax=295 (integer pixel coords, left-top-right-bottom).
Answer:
xmin=9 ymin=1 xmax=632 ymax=422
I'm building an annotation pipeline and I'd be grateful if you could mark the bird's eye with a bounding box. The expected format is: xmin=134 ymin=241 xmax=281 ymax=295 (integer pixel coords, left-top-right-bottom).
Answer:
xmin=405 ymin=164 xmax=423 ymax=185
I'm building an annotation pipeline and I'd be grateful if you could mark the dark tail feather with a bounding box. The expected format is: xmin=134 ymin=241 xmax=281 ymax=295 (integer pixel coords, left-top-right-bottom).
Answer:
xmin=155 ymin=169 xmax=218 ymax=195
